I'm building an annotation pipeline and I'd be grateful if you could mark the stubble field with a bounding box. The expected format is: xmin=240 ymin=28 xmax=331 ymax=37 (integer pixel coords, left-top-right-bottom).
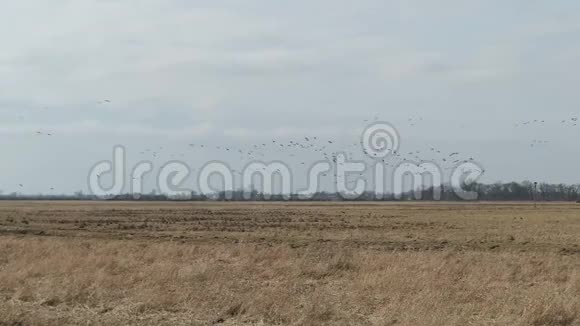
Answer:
xmin=0 ymin=201 xmax=579 ymax=325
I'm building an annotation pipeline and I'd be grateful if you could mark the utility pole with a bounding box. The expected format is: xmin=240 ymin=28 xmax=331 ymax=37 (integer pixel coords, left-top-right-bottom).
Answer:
xmin=533 ymin=182 xmax=538 ymax=209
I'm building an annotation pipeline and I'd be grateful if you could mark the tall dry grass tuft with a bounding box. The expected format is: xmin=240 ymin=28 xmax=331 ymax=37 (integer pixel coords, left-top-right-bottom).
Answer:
xmin=0 ymin=235 xmax=579 ymax=325
xmin=524 ymin=298 xmax=577 ymax=326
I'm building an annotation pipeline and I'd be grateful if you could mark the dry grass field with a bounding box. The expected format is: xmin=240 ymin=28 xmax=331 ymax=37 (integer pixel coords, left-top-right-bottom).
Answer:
xmin=0 ymin=201 xmax=579 ymax=325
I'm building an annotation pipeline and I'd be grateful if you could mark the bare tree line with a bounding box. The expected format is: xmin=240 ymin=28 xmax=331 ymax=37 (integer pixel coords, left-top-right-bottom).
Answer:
xmin=1 ymin=181 xmax=578 ymax=202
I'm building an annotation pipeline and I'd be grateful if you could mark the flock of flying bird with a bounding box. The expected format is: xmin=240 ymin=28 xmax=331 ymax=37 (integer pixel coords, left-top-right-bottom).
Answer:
xmin=11 ymin=100 xmax=580 ymax=192
xmin=128 ymin=136 xmax=483 ymax=188
xmin=514 ymin=116 xmax=578 ymax=147
xmin=28 ymin=100 xmax=113 ymax=137
xmin=131 ymin=115 xmax=483 ymax=181
xmin=514 ymin=117 xmax=578 ymax=127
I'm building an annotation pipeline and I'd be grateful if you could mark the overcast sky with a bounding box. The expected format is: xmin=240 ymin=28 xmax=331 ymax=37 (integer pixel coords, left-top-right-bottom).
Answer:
xmin=1 ymin=0 xmax=579 ymax=194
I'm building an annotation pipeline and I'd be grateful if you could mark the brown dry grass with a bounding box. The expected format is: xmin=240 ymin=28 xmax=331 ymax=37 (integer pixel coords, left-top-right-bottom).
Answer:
xmin=0 ymin=201 xmax=579 ymax=325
